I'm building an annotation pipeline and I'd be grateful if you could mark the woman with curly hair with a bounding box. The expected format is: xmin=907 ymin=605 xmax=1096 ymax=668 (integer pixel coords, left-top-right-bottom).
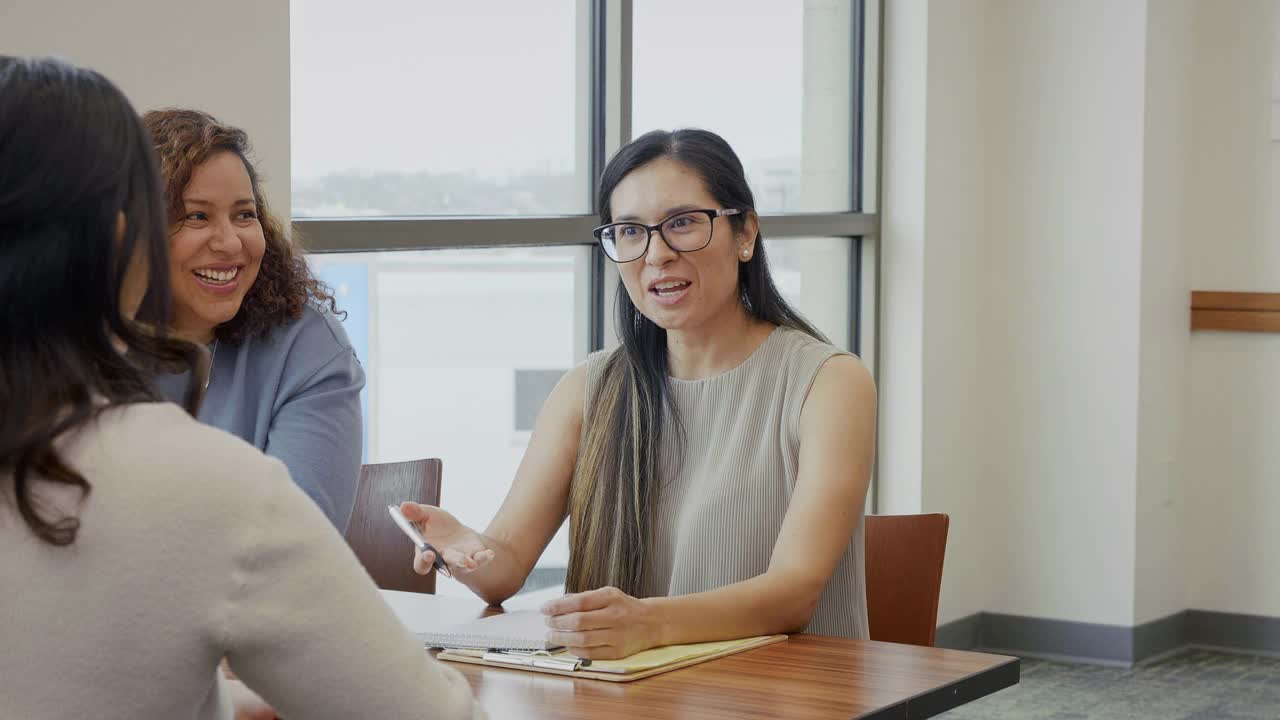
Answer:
xmin=144 ymin=109 xmax=363 ymax=530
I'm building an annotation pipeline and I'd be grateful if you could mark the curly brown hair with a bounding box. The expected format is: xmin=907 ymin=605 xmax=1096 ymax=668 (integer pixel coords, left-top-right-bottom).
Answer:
xmin=142 ymin=108 xmax=338 ymax=344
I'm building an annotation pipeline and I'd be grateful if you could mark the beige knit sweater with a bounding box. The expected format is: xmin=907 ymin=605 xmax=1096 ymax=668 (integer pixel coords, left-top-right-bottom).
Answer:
xmin=0 ymin=402 xmax=484 ymax=720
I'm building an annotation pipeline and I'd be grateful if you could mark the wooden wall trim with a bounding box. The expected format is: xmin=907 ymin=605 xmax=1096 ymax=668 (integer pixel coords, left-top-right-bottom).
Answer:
xmin=1191 ymin=291 xmax=1280 ymax=333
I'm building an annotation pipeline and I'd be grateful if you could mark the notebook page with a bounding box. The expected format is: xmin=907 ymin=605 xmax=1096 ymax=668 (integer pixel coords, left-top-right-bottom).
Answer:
xmin=417 ymin=610 xmax=556 ymax=651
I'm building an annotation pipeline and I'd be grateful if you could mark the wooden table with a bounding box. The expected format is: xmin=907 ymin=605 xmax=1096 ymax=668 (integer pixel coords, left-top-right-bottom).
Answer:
xmin=391 ymin=593 xmax=1019 ymax=720
xmin=452 ymin=635 xmax=1018 ymax=719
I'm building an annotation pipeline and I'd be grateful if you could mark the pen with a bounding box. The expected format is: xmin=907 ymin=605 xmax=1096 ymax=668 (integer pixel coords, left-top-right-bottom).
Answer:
xmin=387 ymin=504 xmax=452 ymax=578
xmin=482 ymin=652 xmax=583 ymax=672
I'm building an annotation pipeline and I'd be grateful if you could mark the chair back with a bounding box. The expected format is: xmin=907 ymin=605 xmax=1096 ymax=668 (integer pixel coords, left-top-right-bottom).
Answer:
xmin=864 ymin=513 xmax=950 ymax=646
xmin=344 ymin=459 xmax=442 ymax=594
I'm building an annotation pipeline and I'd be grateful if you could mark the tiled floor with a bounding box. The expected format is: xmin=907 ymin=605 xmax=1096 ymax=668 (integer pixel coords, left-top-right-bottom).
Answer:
xmin=940 ymin=649 xmax=1280 ymax=719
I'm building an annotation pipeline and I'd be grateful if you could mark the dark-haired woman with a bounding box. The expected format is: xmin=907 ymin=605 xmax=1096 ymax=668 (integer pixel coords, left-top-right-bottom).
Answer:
xmin=0 ymin=56 xmax=482 ymax=719
xmin=144 ymin=109 xmax=363 ymax=529
xmin=401 ymin=129 xmax=876 ymax=660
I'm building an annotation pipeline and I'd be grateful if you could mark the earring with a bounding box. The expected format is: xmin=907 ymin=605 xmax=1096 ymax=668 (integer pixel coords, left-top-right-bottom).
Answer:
xmin=741 ymin=249 xmax=750 ymax=259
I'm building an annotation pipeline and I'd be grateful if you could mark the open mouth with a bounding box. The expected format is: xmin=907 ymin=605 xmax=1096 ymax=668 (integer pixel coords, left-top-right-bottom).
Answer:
xmin=648 ymin=279 xmax=692 ymax=306
xmin=193 ymin=267 xmax=240 ymax=286
xmin=650 ymin=280 xmax=691 ymax=296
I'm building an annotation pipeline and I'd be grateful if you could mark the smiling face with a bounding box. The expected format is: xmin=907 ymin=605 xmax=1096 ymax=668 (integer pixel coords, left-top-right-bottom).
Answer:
xmin=167 ymin=150 xmax=265 ymax=343
xmin=609 ymin=157 xmax=758 ymax=333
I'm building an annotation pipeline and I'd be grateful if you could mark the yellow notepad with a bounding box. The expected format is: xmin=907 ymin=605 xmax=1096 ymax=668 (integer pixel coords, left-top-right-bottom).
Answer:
xmin=438 ymin=634 xmax=787 ymax=682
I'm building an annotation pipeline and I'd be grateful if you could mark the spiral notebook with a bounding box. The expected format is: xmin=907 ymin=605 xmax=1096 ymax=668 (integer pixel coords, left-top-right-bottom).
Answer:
xmin=416 ymin=610 xmax=558 ymax=651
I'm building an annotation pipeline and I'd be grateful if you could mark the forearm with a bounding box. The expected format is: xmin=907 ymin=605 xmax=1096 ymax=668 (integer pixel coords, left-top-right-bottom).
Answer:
xmin=453 ymin=531 xmax=535 ymax=606
xmin=645 ymin=570 xmax=822 ymax=646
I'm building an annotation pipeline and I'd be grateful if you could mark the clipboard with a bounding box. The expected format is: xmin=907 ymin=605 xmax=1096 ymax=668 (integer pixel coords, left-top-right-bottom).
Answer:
xmin=437 ymin=634 xmax=787 ymax=682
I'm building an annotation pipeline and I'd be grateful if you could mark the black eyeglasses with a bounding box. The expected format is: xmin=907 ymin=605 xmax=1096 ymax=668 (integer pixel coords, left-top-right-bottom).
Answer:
xmin=592 ymin=208 xmax=742 ymax=263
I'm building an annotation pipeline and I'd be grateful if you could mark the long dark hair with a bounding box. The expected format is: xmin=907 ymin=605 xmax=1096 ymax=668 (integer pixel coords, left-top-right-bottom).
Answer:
xmin=0 ymin=57 xmax=203 ymax=545
xmin=566 ymin=129 xmax=826 ymax=594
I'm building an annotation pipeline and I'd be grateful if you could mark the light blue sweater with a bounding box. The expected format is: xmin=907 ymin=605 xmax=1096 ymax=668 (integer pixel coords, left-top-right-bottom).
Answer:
xmin=153 ymin=305 xmax=365 ymax=530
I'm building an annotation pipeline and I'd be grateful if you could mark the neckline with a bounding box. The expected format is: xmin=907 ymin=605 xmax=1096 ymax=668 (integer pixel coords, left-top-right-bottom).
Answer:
xmin=668 ymin=325 xmax=783 ymax=385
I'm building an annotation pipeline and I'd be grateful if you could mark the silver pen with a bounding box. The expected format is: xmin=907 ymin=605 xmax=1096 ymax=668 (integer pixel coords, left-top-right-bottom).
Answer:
xmin=387 ymin=504 xmax=452 ymax=578
xmin=482 ymin=651 xmax=582 ymax=671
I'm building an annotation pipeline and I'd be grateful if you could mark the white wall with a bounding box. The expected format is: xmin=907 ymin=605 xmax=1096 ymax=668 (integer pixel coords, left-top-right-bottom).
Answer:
xmin=879 ymin=0 xmax=927 ymax=516
xmin=0 ymin=0 xmax=291 ymax=221
xmin=1134 ymin=0 xmax=1194 ymax=625
xmin=918 ymin=0 xmax=989 ymax=626
xmin=884 ymin=0 xmax=1150 ymax=627
xmin=886 ymin=0 xmax=1280 ymax=631
xmin=1182 ymin=0 xmax=1280 ymax=620
xmin=979 ymin=0 xmax=1147 ymax=627
xmin=881 ymin=0 xmax=994 ymax=625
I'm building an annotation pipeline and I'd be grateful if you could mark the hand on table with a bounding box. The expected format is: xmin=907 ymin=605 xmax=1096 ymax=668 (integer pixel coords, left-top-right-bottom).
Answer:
xmin=541 ymin=586 xmax=662 ymax=660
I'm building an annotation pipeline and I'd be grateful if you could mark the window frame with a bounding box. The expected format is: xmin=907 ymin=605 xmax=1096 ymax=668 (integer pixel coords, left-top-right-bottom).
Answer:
xmin=293 ymin=0 xmax=881 ymax=508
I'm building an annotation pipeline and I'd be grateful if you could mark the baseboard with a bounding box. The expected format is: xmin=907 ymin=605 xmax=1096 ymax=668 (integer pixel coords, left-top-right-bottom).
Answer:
xmin=1133 ymin=610 xmax=1187 ymax=661
xmin=1185 ymin=610 xmax=1280 ymax=654
xmin=982 ymin=613 xmax=1137 ymax=663
xmin=934 ymin=613 xmax=982 ymax=650
xmin=935 ymin=609 xmax=1280 ymax=665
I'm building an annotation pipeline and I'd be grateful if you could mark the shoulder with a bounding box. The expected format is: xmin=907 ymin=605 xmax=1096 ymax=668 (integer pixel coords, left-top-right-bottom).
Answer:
xmin=89 ymin=402 xmax=293 ymax=512
xmin=579 ymin=348 xmax=623 ymax=412
xmin=532 ymin=352 xmax=617 ymax=431
xmin=762 ymin=326 xmax=874 ymax=420
xmin=767 ymin=327 xmax=848 ymax=387
xmin=801 ymin=352 xmax=876 ymax=427
xmin=556 ymin=357 xmax=593 ymax=416
xmin=262 ymin=304 xmax=355 ymax=357
xmin=236 ymin=305 xmax=361 ymax=387
xmin=582 ymin=348 xmax=614 ymax=376
xmin=809 ymin=354 xmax=875 ymax=399
xmin=78 ymin=404 xmax=338 ymax=603
xmin=230 ymin=304 xmax=353 ymax=360
xmin=773 ymin=326 xmax=841 ymax=364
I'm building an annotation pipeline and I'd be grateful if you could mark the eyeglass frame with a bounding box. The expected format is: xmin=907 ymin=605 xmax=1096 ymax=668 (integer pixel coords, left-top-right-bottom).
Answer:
xmin=592 ymin=208 xmax=743 ymax=263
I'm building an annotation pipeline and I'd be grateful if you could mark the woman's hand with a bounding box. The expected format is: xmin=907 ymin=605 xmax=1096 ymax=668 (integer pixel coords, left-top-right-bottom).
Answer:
xmin=541 ymin=586 xmax=664 ymax=660
xmin=398 ymin=502 xmax=496 ymax=576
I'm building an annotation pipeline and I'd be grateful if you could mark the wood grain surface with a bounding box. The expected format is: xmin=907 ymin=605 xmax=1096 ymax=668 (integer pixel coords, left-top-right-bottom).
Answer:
xmin=408 ymin=595 xmax=1018 ymax=719
xmin=1191 ymin=291 xmax=1280 ymax=333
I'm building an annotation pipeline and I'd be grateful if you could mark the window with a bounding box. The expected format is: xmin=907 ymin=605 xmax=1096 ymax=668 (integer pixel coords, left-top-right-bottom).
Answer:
xmin=633 ymin=0 xmax=856 ymax=213
xmin=293 ymin=1 xmax=877 ymax=591
xmin=311 ymin=247 xmax=590 ymax=595
xmin=768 ymin=237 xmax=855 ymax=350
xmin=291 ymin=0 xmax=592 ymax=217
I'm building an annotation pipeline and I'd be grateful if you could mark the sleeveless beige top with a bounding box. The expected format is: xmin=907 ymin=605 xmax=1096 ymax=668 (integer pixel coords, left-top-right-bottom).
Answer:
xmin=584 ymin=326 xmax=869 ymax=639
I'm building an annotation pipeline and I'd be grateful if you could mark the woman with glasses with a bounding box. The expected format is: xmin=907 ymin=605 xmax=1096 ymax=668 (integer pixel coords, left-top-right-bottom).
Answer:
xmin=0 ymin=56 xmax=483 ymax=720
xmin=401 ymin=129 xmax=876 ymax=660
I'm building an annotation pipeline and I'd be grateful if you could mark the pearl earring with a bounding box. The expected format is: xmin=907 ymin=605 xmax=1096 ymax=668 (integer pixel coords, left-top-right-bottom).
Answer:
xmin=741 ymin=250 xmax=750 ymax=259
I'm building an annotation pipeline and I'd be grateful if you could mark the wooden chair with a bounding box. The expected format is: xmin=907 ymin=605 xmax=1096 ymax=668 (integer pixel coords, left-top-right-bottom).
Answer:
xmin=344 ymin=459 xmax=442 ymax=594
xmin=864 ymin=513 xmax=950 ymax=646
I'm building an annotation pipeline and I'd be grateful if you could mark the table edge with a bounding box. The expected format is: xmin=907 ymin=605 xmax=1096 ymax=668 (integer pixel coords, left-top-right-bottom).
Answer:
xmin=858 ymin=654 xmax=1021 ymax=720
